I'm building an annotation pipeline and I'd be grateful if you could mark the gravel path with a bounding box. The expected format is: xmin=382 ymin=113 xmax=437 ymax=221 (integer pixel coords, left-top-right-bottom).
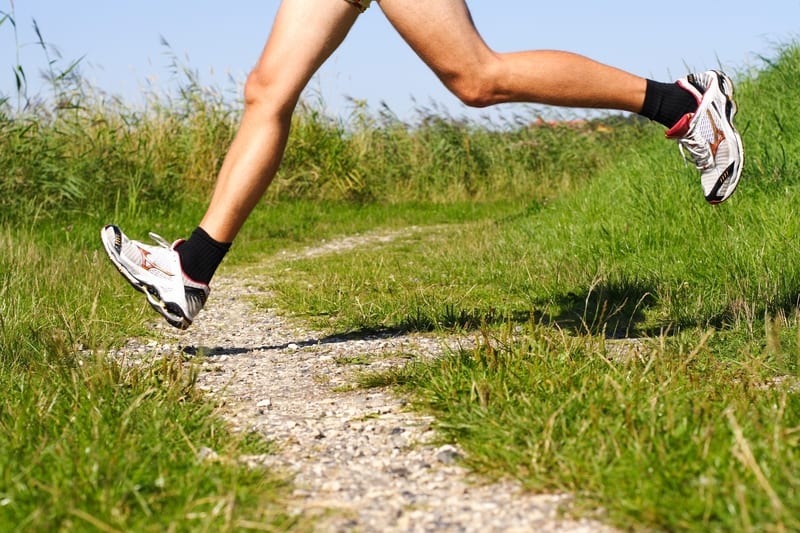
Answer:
xmin=123 ymin=230 xmax=617 ymax=532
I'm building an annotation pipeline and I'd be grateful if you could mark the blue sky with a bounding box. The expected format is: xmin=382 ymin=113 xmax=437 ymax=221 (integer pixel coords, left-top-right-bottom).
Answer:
xmin=2 ymin=1 xmax=798 ymax=121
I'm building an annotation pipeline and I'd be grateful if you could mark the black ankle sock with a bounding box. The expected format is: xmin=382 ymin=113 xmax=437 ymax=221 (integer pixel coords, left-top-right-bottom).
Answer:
xmin=175 ymin=227 xmax=232 ymax=285
xmin=640 ymin=79 xmax=698 ymax=128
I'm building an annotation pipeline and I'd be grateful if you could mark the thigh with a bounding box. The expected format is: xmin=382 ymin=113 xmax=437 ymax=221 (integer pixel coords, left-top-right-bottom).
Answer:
xmin=378 ymin=0 xmax=495 ymax=77
xmin=251 ymin=0 xmax=361 ymax=99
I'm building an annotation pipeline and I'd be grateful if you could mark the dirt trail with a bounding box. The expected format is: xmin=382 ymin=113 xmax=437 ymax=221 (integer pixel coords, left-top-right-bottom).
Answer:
xmin=144 ymin=228 xmax=617 ymax=532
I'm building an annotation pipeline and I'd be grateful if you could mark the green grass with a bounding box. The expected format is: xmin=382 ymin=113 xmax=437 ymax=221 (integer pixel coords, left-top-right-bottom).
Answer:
xmin=0 ymin=225 xmax=305 ymax=531
xmin=383 ymin=326 xmax=799 ymax=532
xmin=2 ymin=14 xmax=799 ymax=531
xmin=1 ymin=353 xmax=299 ymax=531
xmin=255 ymin=46 xmax=800 ymax=532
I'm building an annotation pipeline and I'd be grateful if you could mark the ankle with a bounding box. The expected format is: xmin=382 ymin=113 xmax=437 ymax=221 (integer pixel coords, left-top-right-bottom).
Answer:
xmin=175 ymin=227 xmax=232 ymax=284
xmin=640 ymin=79 xmax=698 ymax=128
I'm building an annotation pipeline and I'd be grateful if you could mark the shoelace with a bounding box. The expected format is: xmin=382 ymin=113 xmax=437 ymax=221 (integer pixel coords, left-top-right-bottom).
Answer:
xmin=677 ymin=128 xmax=714 ymax=172
xmin=148 ymin=232 xmax=172 ymax=249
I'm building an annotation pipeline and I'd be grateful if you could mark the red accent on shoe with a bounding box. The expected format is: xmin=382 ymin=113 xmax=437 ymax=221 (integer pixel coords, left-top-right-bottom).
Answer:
xmin=666 ymin=113 xmax=693 ymax=138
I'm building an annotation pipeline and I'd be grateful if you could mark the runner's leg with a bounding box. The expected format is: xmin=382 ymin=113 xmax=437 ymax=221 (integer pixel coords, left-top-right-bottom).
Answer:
xmin=378 ymin=1 xmax=742 ymax=204
xmin=378 ymin=0 xmax=646 ymax=112
xmin=199 ymin=0 xmax=361 ymax=243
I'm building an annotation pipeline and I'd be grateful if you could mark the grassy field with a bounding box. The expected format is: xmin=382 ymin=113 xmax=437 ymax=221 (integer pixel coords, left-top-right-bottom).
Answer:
xmin=256 ymin=47 xmax=800 ymax=532
xmin=1 ymin=11 xmax=798 ymax=530
xmin=258 ymin=49 xmax=800 ymax=531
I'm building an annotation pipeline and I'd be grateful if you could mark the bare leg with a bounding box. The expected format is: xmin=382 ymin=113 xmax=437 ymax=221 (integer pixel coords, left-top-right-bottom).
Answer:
xmin=199 ymin=0 xmax=360 ymax=243
xmin=378 ymin=0 xmax=646 ymax=112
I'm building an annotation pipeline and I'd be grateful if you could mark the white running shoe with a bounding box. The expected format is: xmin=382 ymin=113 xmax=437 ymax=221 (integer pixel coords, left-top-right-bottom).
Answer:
xmin=668 ymin=70 xmax=744 ymax=204
xmin=100 ymin=225 xmax=209 ymax=329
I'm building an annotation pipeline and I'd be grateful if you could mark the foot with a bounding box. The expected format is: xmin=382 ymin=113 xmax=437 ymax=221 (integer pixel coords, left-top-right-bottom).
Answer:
xmin=100 ymin=225 xmax=209 ymax=329
xmin=668 ymin=70 xmax=744 ymax=204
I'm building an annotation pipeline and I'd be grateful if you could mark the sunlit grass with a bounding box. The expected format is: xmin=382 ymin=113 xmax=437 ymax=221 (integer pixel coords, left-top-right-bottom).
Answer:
xmin=258 ymin=45 xmax=800 ymax=532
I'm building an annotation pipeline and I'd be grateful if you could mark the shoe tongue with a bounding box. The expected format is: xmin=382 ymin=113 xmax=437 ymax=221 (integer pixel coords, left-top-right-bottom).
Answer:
xmin=666 ymin=113 xmax=693 ymax=138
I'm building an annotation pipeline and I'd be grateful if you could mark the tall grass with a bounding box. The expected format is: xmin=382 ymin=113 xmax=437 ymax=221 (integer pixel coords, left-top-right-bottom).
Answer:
xmin=0 ymin=3 xmax=651 ymax=219
xmin=0 ymin=80 xmax=238 ymax=224
xmin=0 ymin=86 xmax=647 ymax=219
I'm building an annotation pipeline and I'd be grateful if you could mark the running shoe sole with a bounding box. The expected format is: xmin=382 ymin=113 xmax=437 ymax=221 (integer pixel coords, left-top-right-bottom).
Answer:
xmin=707 ymin=71 xmax=744 ymax=204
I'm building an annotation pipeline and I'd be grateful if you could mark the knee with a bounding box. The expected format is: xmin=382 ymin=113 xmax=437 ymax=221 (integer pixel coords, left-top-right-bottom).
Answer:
xmin=440 ymin=61 xmax=501 ymax=108
xmin=243 ymin=69 xmax=296 ymax=118
xmin=243 ymin=69 xmax=267 ymax=107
